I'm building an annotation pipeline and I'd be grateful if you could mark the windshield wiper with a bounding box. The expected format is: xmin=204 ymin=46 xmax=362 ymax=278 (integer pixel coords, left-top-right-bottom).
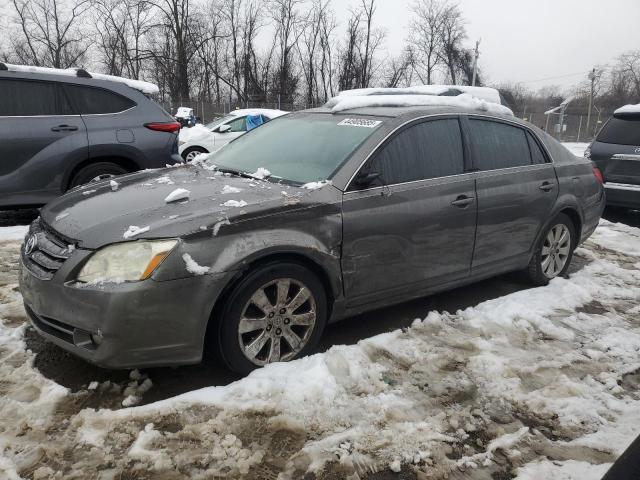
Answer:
xmin=215 ymin=167 xmax=255 ymax=180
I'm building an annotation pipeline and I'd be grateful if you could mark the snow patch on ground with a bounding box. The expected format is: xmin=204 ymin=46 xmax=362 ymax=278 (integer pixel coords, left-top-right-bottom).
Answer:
xmin=222 ymin=200 xmax=248 ymax=208
xmin=1 ymin=220 xmax=640 ymax=478
xmin=0 ymin=226 xmax=28 ymax=242
xmin=563 ymin=142 xmax=589 ymax=157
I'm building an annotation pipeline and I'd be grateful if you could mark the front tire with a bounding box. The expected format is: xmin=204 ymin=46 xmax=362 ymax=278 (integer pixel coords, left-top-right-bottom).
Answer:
xmin=218 ymin=262 xmax=328 ymax=375
xmin=524 ymin=213 xmax=576 ymax=286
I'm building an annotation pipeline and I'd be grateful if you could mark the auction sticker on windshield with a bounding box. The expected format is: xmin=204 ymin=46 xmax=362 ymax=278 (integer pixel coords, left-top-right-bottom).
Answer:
xmin=337 ymin=118 xmax=382 ymax=128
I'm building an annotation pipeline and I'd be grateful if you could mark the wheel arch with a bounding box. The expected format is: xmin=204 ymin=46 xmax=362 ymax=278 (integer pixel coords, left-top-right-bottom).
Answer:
xmin=203 ymin=250 xmax=338 ymax=358
xmin=64 ymin=155 xmax=140 ymax=191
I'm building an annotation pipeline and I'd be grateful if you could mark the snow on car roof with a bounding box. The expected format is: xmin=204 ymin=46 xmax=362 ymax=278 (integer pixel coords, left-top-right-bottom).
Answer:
xmin=175 ymin=107 xmax=194 ymax=118
xmin=326 ymin=90 xmax=514 ymax=116
xmin=228 ymin=108 xmax=288 ymax=118
xmin=1 ymin=63 xmax=159 ymax=95
xmin=333 ymin=85 xmax=504 ymax=105
xmin=614 ymin=103 xmax=640 ymax=116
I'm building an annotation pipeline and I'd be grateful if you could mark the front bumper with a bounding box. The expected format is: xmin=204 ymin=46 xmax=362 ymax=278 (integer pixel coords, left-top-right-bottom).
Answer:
xmin=604 ymin=182 xmax=640 ymax=209
xmin=19 ymin=255 xmax=231 ymax=369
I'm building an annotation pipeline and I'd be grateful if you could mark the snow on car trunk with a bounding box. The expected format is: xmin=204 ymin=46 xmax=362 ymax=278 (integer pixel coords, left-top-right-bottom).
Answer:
xmin=1 ymin=221 xmax=640 ymax=479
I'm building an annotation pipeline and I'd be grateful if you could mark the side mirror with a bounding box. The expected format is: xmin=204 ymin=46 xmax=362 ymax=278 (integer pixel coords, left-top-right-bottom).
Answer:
xmin=217 ymin=124 xmax=231 ymax=133
xmin=353 ymin=171 xmax=381 ymax=188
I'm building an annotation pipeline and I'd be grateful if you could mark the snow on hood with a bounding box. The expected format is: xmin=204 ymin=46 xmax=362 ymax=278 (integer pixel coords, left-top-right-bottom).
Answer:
xmin=614 ymin=103 xmax=640 ymax=116
xmin=39 ymin=166 xmax=318 ymax=249
xmin=326 ymin=92 xmax=514 ymax=116
xmin=3 ymin=63 xmax=159 ymax=94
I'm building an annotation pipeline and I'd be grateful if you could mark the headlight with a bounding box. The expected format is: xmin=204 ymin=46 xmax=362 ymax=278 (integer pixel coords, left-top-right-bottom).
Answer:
xmin=77 ymin=240 xmax=178 ymax=284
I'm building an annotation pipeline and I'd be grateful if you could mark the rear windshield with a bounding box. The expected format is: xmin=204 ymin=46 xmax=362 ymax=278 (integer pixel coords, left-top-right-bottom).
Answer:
xmin=597 ymin=117 xmax=640 ymax=146
xmin=208 ymin=113 xmax=383 ymax=185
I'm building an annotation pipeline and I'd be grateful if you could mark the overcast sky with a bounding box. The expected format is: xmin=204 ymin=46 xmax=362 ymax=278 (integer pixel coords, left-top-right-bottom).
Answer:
xmin=335 ymin=0 xmax=640 ymax=91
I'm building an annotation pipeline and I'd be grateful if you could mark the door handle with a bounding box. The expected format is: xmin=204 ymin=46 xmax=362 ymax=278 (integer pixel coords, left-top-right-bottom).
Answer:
xmin=539 ymin=181 xmax=555 ymax=192
xmin=451 ymin=195 xmax=475 ymax=208
xmin=51 ymin=125 xmax=78 ymax=132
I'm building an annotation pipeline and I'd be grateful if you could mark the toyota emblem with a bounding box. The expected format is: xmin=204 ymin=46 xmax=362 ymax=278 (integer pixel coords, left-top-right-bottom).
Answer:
xmin=24 ymin=235 xmax=38 ymax=255
xmin=635 ymin=147 xmax=640 ymax=154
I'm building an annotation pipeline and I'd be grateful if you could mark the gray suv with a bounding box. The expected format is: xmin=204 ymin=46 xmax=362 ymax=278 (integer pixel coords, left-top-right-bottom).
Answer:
xmin=588 ymin=109 xmax=640 ymax=209
xmin=19 ymin=104 xmax=605 ymax=375
xmin=0 ymin=63 xmax=182 ymax=208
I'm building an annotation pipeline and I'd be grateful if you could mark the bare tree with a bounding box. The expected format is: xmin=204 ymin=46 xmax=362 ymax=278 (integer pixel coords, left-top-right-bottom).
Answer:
xmin=10 ymin=0 xmax=91 ymax=68
xmin=437 ymin=1 xmax=465 ymax=85
xmin=270 ymin=0 xmax=306 ymax=104
xmin=384 ymin=47 xmax=414 ymax=88
xmin=408 ymin=0 xmax=444 ymax=85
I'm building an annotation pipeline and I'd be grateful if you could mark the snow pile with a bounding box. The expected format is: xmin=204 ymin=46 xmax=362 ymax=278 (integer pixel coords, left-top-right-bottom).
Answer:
xmin=327 ymin=92 xmax=514 ymax=116
xmin=123 ymin=225 xmax=150 ymax=239
xmin=182 ymin=254 xmax=210 ymax=275
xmin=1 ymin=220 xmax=640 ymax=479
xmin=614 ymin=103 xmax=640 ymax=116
xmin=164 ymin=188 xmax=190 ymax=203
xmin=562 ymin=142 xmax=590 ymax=157
xmin=222 ymin=200 xmax=248 ymax=208
xmin=178 ymin=123 xmax=212 ymax=143
xmin=222 ymin=185 xmax=242 ymax=194
xmin=251 ymin=167 xmax=271 ymax=180
xmin=302 ymin=180 xmax=332 ymax=190
xmin=109 ymin=180 xmax=119 ymax=192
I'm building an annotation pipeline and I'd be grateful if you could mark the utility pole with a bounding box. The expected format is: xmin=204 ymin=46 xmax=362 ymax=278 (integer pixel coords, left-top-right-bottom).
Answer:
xmin=471 ymin=39 xmax=481 ymax=86
xmin=586 ymin=68 xmax=596 ymax=139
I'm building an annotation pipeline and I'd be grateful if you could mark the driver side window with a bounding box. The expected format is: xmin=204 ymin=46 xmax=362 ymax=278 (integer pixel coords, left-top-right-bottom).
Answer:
xmin=226 ymin=116 xmax=247 ymax=133
xmin=357 ymin=118 xmax=464 ymax=188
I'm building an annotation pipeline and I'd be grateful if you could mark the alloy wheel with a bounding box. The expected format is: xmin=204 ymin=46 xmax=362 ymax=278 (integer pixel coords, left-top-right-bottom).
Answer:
xmin=185 ymin=150 xmax=204 ymax=162
xmin=238 ymin=278 xmax=317 ymax=366
xmin=541 ymin=224 xmax=571 ymax=279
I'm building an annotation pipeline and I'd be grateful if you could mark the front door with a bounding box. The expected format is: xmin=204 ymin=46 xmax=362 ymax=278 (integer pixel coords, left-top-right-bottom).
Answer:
xmin=342 ymin=117 xmax=477 ymax=303
xmin=464 ymin=117 xmax=558 ymax=273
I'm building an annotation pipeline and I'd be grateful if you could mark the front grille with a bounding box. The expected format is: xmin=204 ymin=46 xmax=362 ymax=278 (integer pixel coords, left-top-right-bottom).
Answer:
xmin=22 ymin=219 xmax=74 ymax=280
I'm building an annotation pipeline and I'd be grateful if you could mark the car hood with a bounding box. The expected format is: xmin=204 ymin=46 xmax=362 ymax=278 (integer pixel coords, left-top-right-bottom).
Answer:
xmin=41 ymin=166 xmax=331 ymax=249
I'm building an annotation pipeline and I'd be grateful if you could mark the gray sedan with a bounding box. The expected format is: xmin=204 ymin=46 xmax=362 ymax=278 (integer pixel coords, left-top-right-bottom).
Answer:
xmin=19 ymin=105 xmax=605 ymax=374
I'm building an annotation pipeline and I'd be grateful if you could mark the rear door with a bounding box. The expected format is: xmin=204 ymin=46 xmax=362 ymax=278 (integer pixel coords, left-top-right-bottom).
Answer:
xmin=342 ymin=117 xmax=477 ymax=303
xmin=0 ymin=78 xmax=88 ymax=204
xmin=465 ymin=117 xmax=558 ymax=274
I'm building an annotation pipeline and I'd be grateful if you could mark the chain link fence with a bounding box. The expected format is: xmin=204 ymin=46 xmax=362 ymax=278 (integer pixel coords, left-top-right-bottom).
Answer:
xmin=513 ymin=109 xmax=614 ymax=143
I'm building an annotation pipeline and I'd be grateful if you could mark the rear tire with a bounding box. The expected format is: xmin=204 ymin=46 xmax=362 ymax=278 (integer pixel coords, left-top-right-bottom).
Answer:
xmin=524 ymin=213 xmax=576 ymax=286
xmin=69 ymin=162 xmax=128 ymax=189
xmin=182 ymin=147 xmax=208 ymax=162
xmin=217 ymin=262 xmax=328 ymax=375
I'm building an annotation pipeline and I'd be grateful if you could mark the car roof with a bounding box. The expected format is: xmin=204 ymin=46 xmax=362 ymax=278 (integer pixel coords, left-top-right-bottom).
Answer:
xmin=303 ymin=105 xmax=519 ymax=123
xmin=0 ymin=63 xmax=158 ymax=94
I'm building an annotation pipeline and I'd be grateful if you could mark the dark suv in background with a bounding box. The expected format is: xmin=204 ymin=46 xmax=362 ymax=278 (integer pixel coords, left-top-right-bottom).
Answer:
xmin=0 ymin=63 xmax=182 ymax=208
xmin=588 ymin=107 xmax=640 ymax=209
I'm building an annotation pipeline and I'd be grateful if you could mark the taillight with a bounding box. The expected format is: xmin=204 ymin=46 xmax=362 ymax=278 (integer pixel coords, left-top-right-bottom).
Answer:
xmin=145 ymin=122 xmax=181 ymax=133
xmin=593 ymin=166 xmax=604 ymax=185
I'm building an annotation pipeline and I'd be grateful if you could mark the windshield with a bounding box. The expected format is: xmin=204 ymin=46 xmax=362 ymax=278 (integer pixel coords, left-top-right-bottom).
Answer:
xmin=207 ymin=113 xmax=383 ymax=184
xmin=205 ymin=115 xmax=235 ymax=130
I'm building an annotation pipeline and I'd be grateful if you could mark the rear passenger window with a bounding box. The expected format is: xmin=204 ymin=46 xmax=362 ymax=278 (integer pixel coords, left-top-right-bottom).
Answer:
xmin=527 ymin=132 xmax=547 ymax=164
xmin=366 ymin=119 xmax=464 ymax=185
xmin=64 ymin=85 xmax=135 ymax=114
xmin=0 ymin=79 xmax=72 ymax=116
xmin=468 ymin=119 xmax=532 ymax=170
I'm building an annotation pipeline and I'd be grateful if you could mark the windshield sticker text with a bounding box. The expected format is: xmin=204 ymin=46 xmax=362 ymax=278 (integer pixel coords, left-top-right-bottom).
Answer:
xmin=338 ymin=118 xmax=382 ymax=128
